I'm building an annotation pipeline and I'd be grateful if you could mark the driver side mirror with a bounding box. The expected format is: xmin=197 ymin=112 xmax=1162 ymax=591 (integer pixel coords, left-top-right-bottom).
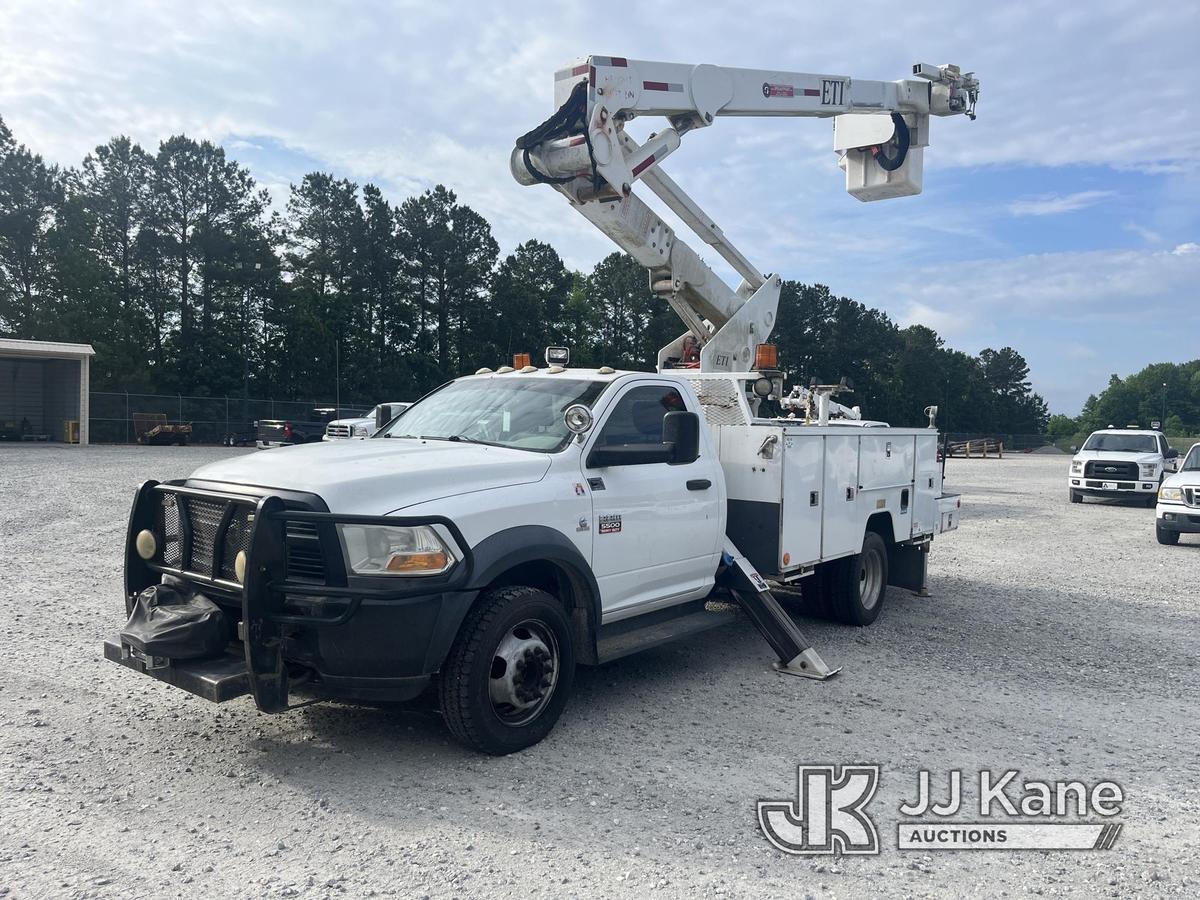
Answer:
xmin=376 ymin=405 xmax=400 ymax=430
xmin=663 ymin=410 xmax=700 ymax=465
xmin=1167 ymin=447 xmax=1180 ymax=459
xmin=1069 ymin=445 xmax=1077 ymax=454
xmin=586 ymin=411 xmax=702 ymax=468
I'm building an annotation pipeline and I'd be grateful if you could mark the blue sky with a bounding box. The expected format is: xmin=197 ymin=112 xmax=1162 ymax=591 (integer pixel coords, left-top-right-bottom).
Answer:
xmin=1 ymin=0 xmax=1197 ymax=414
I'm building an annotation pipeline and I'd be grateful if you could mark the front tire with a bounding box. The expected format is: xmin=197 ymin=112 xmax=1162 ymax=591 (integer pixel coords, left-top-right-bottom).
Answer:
xmin=1143 ymin=494 xmax=1157 ymax=509
xmin=1156 ymin=525 xmax=1180 ymax=546
xmin=437 ymin=585 xmax=575 ymax=755
xmin=828 ymin=531 xmax=889 ymax=626
xmin=1069 ymin=489 xmax=1082 ymax=504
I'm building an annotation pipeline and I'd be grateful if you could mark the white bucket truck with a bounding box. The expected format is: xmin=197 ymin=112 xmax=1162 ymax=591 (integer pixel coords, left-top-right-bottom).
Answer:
xmin=108 ymin=55 xmax=975 ymax=753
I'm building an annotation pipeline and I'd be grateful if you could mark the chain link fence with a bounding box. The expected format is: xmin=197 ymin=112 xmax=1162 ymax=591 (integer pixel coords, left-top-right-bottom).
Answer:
xmin=89 ymin=392 xmax=373 ymax=445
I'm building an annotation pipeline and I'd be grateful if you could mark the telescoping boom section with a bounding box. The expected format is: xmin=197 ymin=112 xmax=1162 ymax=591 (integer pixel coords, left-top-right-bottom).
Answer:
xmin=511 ymin=56 xmax=978 ymax=374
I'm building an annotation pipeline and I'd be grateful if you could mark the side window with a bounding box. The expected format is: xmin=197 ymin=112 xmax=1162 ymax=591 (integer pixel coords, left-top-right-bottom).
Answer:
xmin=596 ymin=386 xmax=686 ymax=448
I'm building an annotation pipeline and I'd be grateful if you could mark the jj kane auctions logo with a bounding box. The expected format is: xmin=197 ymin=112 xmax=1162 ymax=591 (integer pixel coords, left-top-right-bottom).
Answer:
xmin=759 ymin=766 xmax=1124 ymax=854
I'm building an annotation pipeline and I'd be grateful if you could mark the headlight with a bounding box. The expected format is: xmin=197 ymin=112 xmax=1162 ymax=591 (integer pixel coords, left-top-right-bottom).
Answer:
xmin=1158 ymin=487 xmax=1183 ymax=502
xmin=1070 ymin=460 xmax=1083 ymax=474
xmin=1140 ymin=463 xmax=1158 ymax=479
xmin=337 ymin=524 xmax=457 ymax=575
xmin=353 ymin=424 xmax=370 ymax=437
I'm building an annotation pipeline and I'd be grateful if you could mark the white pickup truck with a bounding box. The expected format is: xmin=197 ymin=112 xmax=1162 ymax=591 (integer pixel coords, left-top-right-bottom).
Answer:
xmin=108 ymin=364 xmax=959 ymax=753
xmin=1155 ymin=442 xmax=1200 ymax=545
xmin=1068 ymin=429 xmax=1178 ymax=507
xmin=323 ymin=403 xmax=410 ymax=441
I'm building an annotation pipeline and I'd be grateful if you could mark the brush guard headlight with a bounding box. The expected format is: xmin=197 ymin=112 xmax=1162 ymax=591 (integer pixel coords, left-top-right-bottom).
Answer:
xmin=337 ymin=523 xmax=458 ymax=576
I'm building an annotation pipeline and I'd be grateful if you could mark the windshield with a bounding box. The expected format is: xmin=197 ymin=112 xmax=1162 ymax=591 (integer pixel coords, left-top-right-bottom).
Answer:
xmin=1081 ymin=433 xmax=1157 ymax=453
xmin=378 ymin=377 xmax=606 ymax=452
xmin=1183 ymin=447 xmax=1200 ymax=471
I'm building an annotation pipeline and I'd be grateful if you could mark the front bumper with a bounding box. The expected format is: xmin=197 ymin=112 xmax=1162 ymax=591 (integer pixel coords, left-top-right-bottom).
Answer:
xmin=1069 ymin=476 xmax=1159 ymax=495
xmin=112 ymin=480 xmax=475 ymax=711
xmin=1156 ymin=506 xmax=1200 ymax=533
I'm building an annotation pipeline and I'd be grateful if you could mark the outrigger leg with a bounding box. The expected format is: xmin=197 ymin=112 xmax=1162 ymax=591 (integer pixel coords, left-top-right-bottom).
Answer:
xmin=720 ymin=539 xmax=840 ymax=680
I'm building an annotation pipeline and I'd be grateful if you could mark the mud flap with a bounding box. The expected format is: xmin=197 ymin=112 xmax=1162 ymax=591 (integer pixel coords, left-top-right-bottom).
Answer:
xmin=720 ymin=539 xmax=840 ymax=680
xmin=242 ymin=495 xmax=290 ymax=712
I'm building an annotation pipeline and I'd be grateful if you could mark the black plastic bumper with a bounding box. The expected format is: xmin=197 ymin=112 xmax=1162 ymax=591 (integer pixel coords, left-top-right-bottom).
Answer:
xmin=112 ymin=480 xmax=477 ymax=711
xmin=1158 ymin=510 xmax=1200 ymax=533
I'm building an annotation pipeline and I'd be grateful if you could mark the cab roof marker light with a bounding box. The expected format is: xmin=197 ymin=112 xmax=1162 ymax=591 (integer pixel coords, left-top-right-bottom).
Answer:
xmin=547 ymin=365 xmax=565 ymax=374
xmin=521 ymin=365 xmax=538 ymax=373
xmin=597 ymin=365 xmax=616 ymax=374
xmin=496 ymin=366 xmax=515 ymax=374
xmin=475 ymin=367 xmax=494 ymax=375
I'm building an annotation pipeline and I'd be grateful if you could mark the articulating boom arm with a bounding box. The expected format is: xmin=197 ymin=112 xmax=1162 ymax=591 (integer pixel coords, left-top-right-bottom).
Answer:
xmin=512 ymin=56 xmax=979 ymax=373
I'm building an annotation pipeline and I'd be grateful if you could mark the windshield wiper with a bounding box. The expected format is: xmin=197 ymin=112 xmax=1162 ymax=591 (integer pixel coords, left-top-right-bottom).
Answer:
xmin=445 ymin=434 xmax=491 ymax=445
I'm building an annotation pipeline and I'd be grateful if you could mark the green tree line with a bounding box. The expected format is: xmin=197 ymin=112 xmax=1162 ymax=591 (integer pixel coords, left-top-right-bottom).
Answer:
xmin=0 ymin=114 xmax=1047 ymax=432
xmin=1047 ymin=361 xmax=1200 ymax=442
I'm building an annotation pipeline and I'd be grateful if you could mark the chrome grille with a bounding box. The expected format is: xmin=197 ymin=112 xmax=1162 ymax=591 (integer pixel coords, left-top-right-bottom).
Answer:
xmin=325 ymin=424 xmax=352 ymax=439
xmin=1186 ymin=487 xmax=1197 ymax=507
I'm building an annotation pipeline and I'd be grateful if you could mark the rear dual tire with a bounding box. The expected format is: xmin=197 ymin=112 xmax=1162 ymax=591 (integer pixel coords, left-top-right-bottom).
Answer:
xmin=802 ymin=531 xmax=889 ymax=626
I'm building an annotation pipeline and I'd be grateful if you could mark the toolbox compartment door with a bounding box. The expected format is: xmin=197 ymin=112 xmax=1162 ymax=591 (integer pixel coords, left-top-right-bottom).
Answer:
xmin=821 ymin=434 xmax=862 ymax=558
xmin=780 ymin=432 xmax=824 ymax=568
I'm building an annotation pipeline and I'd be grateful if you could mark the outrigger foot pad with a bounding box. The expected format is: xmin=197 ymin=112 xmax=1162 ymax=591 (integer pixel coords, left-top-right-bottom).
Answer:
xmin=719 ymin=539 xmax=840 ymax=680
xmin=775 ymin=648 xmax=841 ymax=680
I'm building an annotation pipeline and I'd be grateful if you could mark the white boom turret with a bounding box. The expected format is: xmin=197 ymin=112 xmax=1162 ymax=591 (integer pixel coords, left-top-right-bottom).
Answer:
xmin=512 ymin=56 xmax=978 ymax=374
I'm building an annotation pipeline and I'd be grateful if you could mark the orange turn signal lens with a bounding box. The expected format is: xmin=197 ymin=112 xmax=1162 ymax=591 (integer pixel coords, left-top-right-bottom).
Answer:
xmin=513 ymin=352 xmax=532 ymax=369
xmin=754 ymin=343 xmax=779 ymax=370
xmin=385 ymin=551 xmax=450 ymax=573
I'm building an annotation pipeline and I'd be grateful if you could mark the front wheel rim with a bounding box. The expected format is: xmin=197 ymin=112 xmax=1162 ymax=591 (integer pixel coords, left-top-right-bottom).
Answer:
xmin=858 ymin=548 xmax=884 ymax=611
xmin=488 ymin=618 xmax=560 ymax=727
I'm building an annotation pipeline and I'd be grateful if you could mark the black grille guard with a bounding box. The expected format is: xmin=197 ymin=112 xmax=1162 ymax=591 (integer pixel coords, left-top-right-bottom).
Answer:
xmin=124 ymin=480 xmax=473 ymax=712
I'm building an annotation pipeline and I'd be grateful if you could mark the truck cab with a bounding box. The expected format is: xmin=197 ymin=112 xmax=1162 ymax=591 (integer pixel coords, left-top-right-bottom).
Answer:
xmin=1068 ymin=429 xmax=1176 ymax=507
xmin=1155 ymin=442 xmax=1200 ymax=545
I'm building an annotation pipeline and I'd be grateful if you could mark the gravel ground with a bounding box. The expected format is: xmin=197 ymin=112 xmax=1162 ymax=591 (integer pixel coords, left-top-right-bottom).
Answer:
xmin=1 ymin=445 xmax=1198 ymax=899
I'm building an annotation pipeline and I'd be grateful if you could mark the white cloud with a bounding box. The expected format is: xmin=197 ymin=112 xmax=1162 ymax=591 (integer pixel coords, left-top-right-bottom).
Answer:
xmin=1007 ymin=190 xmax=1115 ymax=217
xmin=1123 ymin=221 xmax=1162 ymax=244
xmin=890 ymin=245 xmax=1200 ymax=325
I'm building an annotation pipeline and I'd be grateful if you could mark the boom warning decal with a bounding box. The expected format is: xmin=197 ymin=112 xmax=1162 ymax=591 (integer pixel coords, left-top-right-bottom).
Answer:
xmin=763 ymin=83 xmax=822 ymax=99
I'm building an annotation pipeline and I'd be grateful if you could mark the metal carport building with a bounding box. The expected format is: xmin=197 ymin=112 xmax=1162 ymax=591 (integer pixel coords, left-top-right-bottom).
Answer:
xmin=0 ymin=339 xmax=95 ymax=444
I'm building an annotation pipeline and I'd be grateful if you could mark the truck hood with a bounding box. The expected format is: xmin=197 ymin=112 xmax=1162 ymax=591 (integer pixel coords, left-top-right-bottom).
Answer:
xmin=1072 ymin=450 xmax=1161 ymax=465
xmin=1162 ymin=469 xmax=1200 ymax=489
xmin=189 ymin=438 xmax=552 ymax=513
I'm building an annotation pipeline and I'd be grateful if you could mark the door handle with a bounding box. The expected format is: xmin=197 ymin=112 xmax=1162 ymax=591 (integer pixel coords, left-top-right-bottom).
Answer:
xmin=686 ymin=479 xmax=712 ymax=491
